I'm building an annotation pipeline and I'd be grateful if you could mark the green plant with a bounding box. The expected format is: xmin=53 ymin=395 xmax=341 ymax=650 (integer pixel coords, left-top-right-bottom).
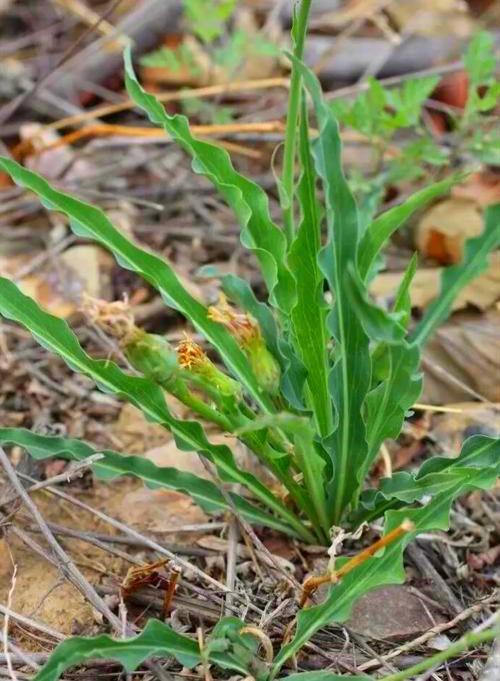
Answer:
xmin=140 ymin=0 xmax=278 ymax=124
xmin=17 ymin=606 xmax=500 ymax=681
xmin=332 ymin=30 xmax=499 ymax=197
xmin=0 ymin=3 xmax=499 ymax=679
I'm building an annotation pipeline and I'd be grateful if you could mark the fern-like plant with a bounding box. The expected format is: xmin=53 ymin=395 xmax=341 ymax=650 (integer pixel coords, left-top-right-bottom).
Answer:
xmin=0 ymin=2 xmax=499 ymax=679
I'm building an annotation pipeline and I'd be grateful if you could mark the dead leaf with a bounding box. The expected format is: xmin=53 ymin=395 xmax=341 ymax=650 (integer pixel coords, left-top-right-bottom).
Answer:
xmin=371 ymin=251 xmax=500 ymax=311
xmin=386 ymin=0 xmax=473 ymax=37
xmin=422 ymin=309 xmax=500 ymax=404
xmin=452 ymin=171 xmax=500 ymax=208
xmin=428 ymin=402 xmax=500 ymax=454
xmin=432 ymin=70 xmax=469 ymax=110
xmin=415 ymin=198 xmax=483 ymax=264
xmin=0 ymin=246 xmax=113 ymax=318
xmin=60 ymin=245 xmax=113 ymax=299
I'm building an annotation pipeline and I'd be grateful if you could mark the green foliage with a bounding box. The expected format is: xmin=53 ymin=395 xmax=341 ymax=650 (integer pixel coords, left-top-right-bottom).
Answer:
xmin=1 ymin=38 xmax=499 ymax=542
xmin=332 ymin=30 xmax=499 ymax=193
xmin=463 ymin=31 xmax=499 ymax=118
xmin=31 ymin=616 xmax=268 ymax=681
xmin=1 ymin=42 xmax=499 ymax=545
xmin=140 ymin=42 xmax=202 ymax=77
xmin=184 ymin=0 xmax=237 ymax=44
xmin=0 ymin=5 xmax=499 ymax=679
xmin=28 ymin=579 xmax=500 ymax=681
xmin=273 ymin=435 xmax=500 ymax=675
xmin=140 ymin=0 xmax=277 ymax=124
xmin=0 ymin=428 xmax=294 ymax=534
xmin=182 ymin=96 xmax=235 ymax=124
xmin=331 ymin=75 xmax=438 ymax=140
xmin=6 ymin=425 xmax=499 ymax=679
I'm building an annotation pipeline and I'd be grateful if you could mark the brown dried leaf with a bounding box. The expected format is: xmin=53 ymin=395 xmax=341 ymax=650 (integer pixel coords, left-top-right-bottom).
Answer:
xmin=427 ymin=402 xmax=500 ymax=454
xmin=371 ymin=252 xmax=500 ymax=312
xmin=415 ymin=198 xmax=483 ymax=265
xmin=422 ymin=309 xmax=500 ymax=404
xmin=452 ymin=171 xmax=500 ymax=208
xmin=386 ymin=0 xmax=474 ymax=36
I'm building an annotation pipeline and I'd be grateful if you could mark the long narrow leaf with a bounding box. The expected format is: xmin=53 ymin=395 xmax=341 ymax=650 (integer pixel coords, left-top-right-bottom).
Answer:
xmin=364 ymin=343 xmax=422 ymax=477
xmin=392 ymin=252 xmax=418 ymax=327
xmin=0 ymin=277 xmax=311 ymax=541
xmin=0 ymin=156 xmax=270 ymax=411
xmin=359 ymin=175 xmax=460 ymax=281
xmin=288 ymin=99 xmax=332 ymax=437
xmin=295 ymin=58 xmax=371 ymax=523
xmin=346 ymin=267 xmax=422 ymax=478
xmin=33 ymin=617 xmax=261 ymax=681
xmin=411 ymin=202 xmax=500 ymax=346
xmin=33 ymin=620 xmax=200 ymax=681
xmin=0 ymin=428 xmax=294 ymax=535
xmin=123 ymin=48 xmax=296 ymax=317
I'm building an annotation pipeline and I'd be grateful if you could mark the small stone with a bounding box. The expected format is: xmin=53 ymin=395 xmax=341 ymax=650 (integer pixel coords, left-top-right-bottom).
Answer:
xmin=346 ymin=585 xmax=444 ymax=641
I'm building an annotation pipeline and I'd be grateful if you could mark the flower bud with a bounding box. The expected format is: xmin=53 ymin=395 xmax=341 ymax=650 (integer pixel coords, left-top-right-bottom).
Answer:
xmin=81 ymin=296 xmax=179 ymax=388
xmin=125 ymin=329 xmax=179 ymax=387
xmin=245 ymin=341 xmax=281 ymax=396
xmin=177 ymin=336 xmax=241 ymax=399
xmin=208 ymin=295 xmax=281 ymax=395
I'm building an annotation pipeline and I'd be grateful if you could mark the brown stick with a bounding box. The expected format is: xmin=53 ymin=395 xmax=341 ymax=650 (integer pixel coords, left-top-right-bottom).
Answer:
xmin=12 ymin=121 xmax=286 ymax=161
xmin=300 ymin=520 xmax=414 ymax=607
xmin=48 ymin=77 xmax=289 ymax=132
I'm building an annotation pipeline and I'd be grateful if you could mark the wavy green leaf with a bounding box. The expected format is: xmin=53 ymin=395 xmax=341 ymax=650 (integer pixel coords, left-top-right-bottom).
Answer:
xmin=289 ymin=99 xmax=332 ymax=436
xmin=33 ymin=620 xmax=200 ymax=681
xmin=0 ymin=277 xmax=312 ymax=542
xmin=0 ymin=428 xmax=293 ymax=535
xmin=0 ymin=155 xmax=270 ymax=412
xmin=364 ymin=343 xmax=422 ymax=478
xmin=32 ymin=617 xmax=260 ymax=681
xmin=356 ymin=435 xmax=500 ymax=523
xmin=359 ymin=176 xmax=459 ymax=281
xmin=346 ymin=267 xmax=422 ymax=482
xmin=271 ymin=435 xmax=500 ymax=677
xmin=411 ymin=202 xmax=500 ymax=346
xmin=295 ymin=58 xmax=371 ymax=523
xmin=123 ymin=48 xmax=296 ymax=317
xmin=346 ymin=265 xmax=405 ymax=344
